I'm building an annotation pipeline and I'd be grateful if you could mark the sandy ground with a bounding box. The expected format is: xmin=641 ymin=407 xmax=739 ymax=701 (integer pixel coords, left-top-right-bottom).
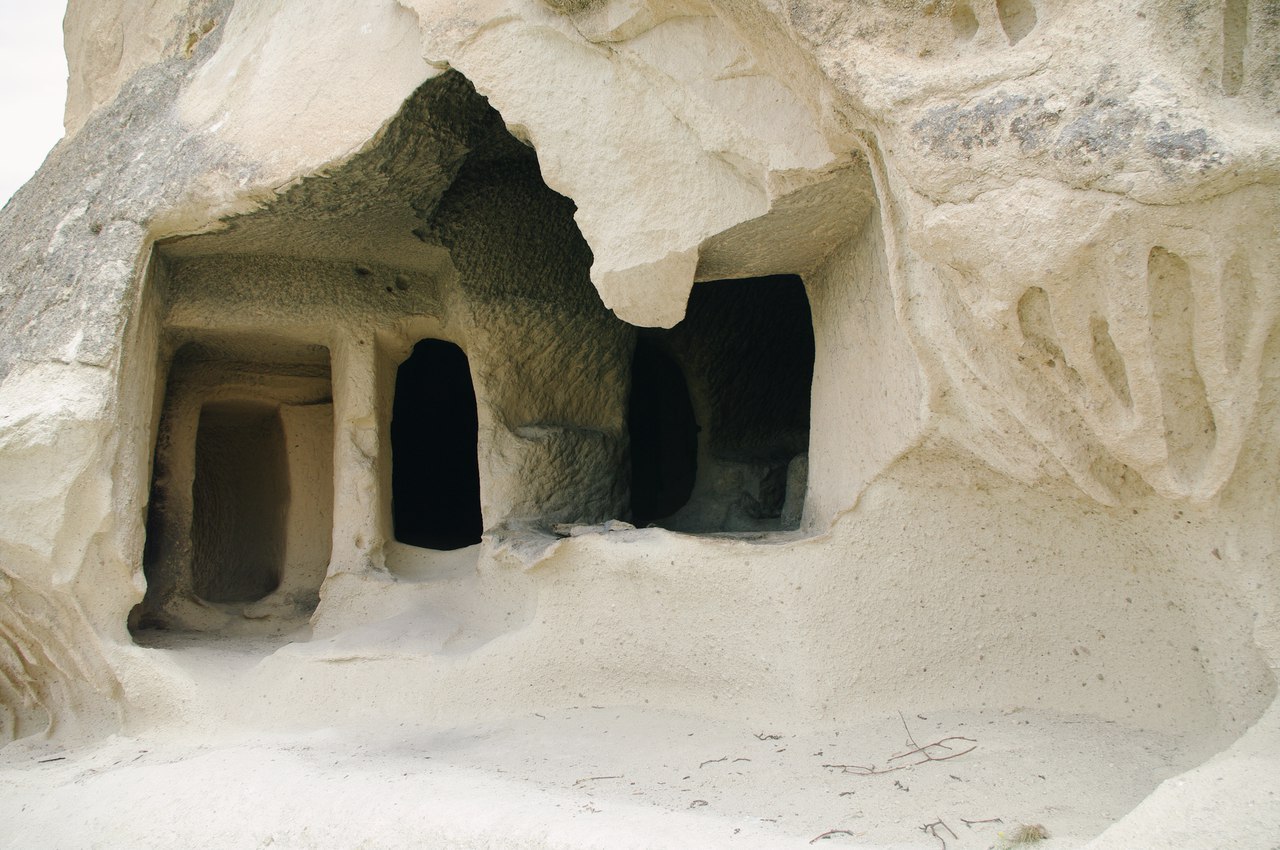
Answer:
xmin=0 ymin=641 xmax=1203 ymax=850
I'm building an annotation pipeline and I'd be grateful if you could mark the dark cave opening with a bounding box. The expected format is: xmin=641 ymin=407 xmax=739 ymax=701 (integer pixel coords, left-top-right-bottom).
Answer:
xmin=391 ymin=339 xmax=483 ymax=550
xmin=631 ymin=274 xmax=814 ymax=532
xmin=628 ymin=338 xmax=700 ymax=527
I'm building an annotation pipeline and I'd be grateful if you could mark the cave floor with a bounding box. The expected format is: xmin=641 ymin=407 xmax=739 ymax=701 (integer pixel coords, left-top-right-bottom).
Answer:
xmin=0 ymin=698 xmax=1199 ymax=849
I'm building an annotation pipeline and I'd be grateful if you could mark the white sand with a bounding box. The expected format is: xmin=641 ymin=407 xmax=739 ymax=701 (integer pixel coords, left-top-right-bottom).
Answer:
xmin=1 ymin=637 xmax=1203 ymax=850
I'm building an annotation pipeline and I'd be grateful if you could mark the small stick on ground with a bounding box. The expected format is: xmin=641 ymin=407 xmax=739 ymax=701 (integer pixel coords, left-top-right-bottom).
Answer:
xmin=573 ymin=775 xmax=623 ymax=786
xmin=961 ymin=817 xmax=1004 ymax=828
xmin=821 ymin=762 xmax=908 ymax=776
xmin=899 ymin=711 xmax=919 ymax=749
xmin=921 ymin=819 xmax=957 ymax=849
xmin=822 ymin=713 xmax=977 ymax=777
xmin=891 ymin=711 xmax=977 ymax=765
xmin=809 ymin=829 xmax=856 ymax=844
xmin=887 ymin=736 xmax=978 ymax=765
xmin=699 ymin=756 xmax=728 ymax=768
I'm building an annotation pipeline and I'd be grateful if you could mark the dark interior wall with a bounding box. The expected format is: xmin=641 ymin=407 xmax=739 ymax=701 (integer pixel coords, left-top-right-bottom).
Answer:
xmin=632 ymin=275 xmax=815 ymax=530
xmin=191 ymin=400 xmax=290 ymax=603
xmin=427 ymin=141 xmax=632 ymax=526
xmin=671 ymin=275 xmax=814 ymax=463
xmin=628 ymin=338 xmax=699 ymax=527
xmin=391 ymin=339 xmax=483 ymax=550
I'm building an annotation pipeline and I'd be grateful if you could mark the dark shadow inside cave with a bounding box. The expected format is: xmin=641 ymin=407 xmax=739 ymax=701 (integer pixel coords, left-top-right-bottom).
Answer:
xmin=628 ymin=338 xmax=699 ymax=527
xmin=631 ymin=274 xmax=814 ymax=533
xmin=391 ymin=339 xmax=483 ymax=550
xmin=191 ymin=400 xmax=290 ymax=603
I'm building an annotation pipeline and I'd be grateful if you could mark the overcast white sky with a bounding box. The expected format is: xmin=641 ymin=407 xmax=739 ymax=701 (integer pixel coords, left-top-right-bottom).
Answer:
xmin=0 ymin=1 xmax=69 ymax=208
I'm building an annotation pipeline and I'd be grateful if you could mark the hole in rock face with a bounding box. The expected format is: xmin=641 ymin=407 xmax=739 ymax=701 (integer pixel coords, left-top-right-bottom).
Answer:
xmin=191 ymin=401 xmax=289 ymax=603
xmin=628 ymin=338 xmax=699 ymax=527
xmin=951 ymin=2 xmax=979 ymax=40
xmin=997 ymin=0 xmax=1037 ymax=44
xmin=633 ymin=274 xmax=814 ymax=533
xmin=391 ymin=339 xmax=483 ymax=549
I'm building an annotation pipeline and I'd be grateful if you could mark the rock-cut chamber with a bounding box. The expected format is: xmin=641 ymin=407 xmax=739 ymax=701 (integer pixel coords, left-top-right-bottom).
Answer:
xmin=190 ymin=400 xmax=289 ymax=602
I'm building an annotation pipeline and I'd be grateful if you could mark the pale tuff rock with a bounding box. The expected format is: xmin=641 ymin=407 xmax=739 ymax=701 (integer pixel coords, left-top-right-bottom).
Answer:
xmin=1 ymin=1 xmax=1278 ymax=848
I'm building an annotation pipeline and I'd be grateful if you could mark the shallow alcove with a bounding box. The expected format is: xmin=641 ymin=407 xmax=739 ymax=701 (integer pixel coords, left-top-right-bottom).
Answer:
xmin=633 ymin=274 xmax=814 ymax=533
xmin=627 ymin=338 xmax=699 ymax=527
xmin=134 ymin=336 xmax=334 ymax=635
xmin=390 ymin=339 xmax=483 ymax=550
xmin=191 ymin=401 xmax=289 ymax=603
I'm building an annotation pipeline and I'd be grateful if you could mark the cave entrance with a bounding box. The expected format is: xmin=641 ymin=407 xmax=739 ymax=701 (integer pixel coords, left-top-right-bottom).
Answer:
xmin=134 ymin=335 xmax=334 ymax=635
xmin=628 ymin=338 xmax=699 ymax=527
xmin=191 ymin=400 xmax=289 ymax=603
xmin=631 ymin=274 xmax=814 ymax=533
xmin=391 ymin=339 xmax=483 ymax=550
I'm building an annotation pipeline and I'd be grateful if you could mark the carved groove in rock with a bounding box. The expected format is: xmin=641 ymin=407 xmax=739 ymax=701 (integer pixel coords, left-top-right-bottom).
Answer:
xmin=1091 ymin=314 xmax=1133 ymax=410
xmin=1148 ymin=246 xmax=1217 ymax=488
xmin=1018 ymin=286 xmax=1065 ymax=366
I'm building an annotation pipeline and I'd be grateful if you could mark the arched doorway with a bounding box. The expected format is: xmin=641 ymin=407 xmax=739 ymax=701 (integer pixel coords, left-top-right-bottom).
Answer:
xmin=391 ymin=339 xmax=483 ymax=550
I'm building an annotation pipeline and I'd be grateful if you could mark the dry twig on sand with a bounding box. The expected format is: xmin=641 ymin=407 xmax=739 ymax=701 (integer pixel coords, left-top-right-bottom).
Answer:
xmin=921 ymin=818 xmax=958 ymax=849
xmin=572 ymin=775 xmax=622 ymax=786
xmin=809 ymin=828 xmax=856 ymax=844
xmin=890 ymin=711 xmax=977 ymax=765
xmin=822 ymin=761 xmax=907 ymax=776
xmin=822 ymin=713 xmax=977 ymax=776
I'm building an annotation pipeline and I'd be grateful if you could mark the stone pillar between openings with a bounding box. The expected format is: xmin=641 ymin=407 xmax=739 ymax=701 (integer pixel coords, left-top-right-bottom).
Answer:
xmin=327 ymin=329 xmax=385 ymax=577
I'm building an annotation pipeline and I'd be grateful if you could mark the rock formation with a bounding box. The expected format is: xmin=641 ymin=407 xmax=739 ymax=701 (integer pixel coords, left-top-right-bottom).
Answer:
xmin=0 ymin=0 xmax=1276 ymax=846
